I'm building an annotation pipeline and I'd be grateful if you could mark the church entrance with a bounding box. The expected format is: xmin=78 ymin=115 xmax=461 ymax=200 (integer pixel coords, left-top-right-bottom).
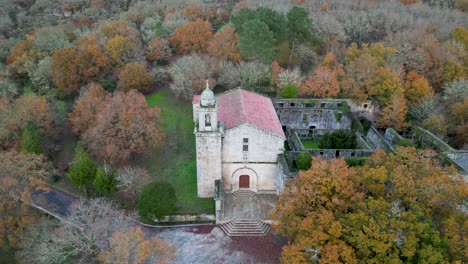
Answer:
xmin=239 ymin=175 xmax=250 ymax=189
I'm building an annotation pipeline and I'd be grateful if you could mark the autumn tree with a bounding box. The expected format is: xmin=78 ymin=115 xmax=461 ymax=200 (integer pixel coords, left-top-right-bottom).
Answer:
xmin=274 ymin=148 xmax=467 ymax=263
xmin=0 ymin=94 xmax=55 ymax=149
xmin=169 ymin=19 xmax=213 ymax=54
xmin=98 ymin=226 xmax=175 ymax=264
xmin=83 ymin=90 xmax=164 ymax=165
xmin=117 ymin=63 xmax=153 ymax=93
xmin=104 ymin=35 xmax=136 ymax=65
xmin=273 ymin=158 xmax=363 ymax=263
xmin=50 ymin=37 xmax=112 ymax=94
xmin=116 ymin=166 xmax=152 ymax=201
xmin=421 ymin=114 xmax=447 ymax=138
xmin=169 ymin=53 xmax=216 ymax=100
xmin=403 ymin=71 xmax=434 ymax=105
xmin=0 ymin=151 xmax=54 ymax=253
xmin=208 ymin=25 xmax=240 ymax=62
xmin=145 ymin=37 xmax=171 ymax=63
xmin=375 ymin=93 xmax=408 ymax=131
xmin=68 ymin=83 xmax=108 ymax=136
xmin=300 ymin=66 xmax=340 ymax=98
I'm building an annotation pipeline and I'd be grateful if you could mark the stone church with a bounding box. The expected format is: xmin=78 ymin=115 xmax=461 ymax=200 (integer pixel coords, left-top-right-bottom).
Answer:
xmin=192 ymin=84 xmax=285 ymax=227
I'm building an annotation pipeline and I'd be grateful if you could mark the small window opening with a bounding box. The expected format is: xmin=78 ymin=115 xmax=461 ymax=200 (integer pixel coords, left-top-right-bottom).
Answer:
xmin=205 ymin=114 xmax=211 ymax=126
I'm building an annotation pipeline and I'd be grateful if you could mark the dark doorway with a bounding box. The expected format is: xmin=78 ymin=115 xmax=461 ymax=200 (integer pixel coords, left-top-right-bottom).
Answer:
xmin=239 ymin=175 xmax=250 ymax=189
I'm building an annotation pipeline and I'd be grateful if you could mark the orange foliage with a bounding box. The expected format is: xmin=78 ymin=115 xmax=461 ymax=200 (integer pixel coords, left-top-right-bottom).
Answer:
xmin=208 ymin=25 xmax=240 ymax=62
xmin=169 ymin=19 xmax=213 ymax=54
xmin=50 ymin=37 xmax=113 ymax=93
xmin=300 ymin=66 xmax=340 ymax=98
xmin=400 ymin=0 xmax=419 ymax=4
xmin=0 ymin=151 xmax=54 ymax=249
xmin=375 ymin=93 xmax=408 ymax=131
xmin=117 ymin=63 xmax=153 ymax=93
xmin=0 ymin=94 xmax=55 ymax=148
xmin=145 ymin=38 xmax=171 ymax=63
xmin=404 ymin=71 xmax=434 ymax=104
xmin=98 ymin=226 xmax=175 ymax=264
xmin=183 ymin=3 xmax=214 ymax=21
xmin=104 ymin=35 xmax=136 ymax=64
xmin=68 ymin=83 xmax=108 ymax=135
xmin=270 ymin=61 xmax=285 ymax=87
xmin=83 ymin=90 xmax=164 ymax=165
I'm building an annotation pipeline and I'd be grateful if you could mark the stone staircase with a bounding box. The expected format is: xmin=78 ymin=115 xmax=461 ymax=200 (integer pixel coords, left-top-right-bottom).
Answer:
xmin=231 ymin=189 xmax=256 ymax=197
xmin=219 ymin=219 xmax=271 ymax=236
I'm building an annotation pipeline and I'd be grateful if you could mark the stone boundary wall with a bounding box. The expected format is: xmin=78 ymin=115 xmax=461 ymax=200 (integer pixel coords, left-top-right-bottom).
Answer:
xmin=384 ymin=128 xmax=412 ymax=146
xmin=415 ymin=127 xmax=467 ymax=175
xmin=415 ymin=127 xmax=455 ymax=152
xmin=366 ymin=126 xmax=395 ymax=152
xmin=272 ymin=98 xmax=376 ymax=121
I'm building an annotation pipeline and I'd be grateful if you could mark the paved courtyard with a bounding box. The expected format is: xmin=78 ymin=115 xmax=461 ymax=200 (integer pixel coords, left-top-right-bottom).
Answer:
xmin=221 ymin=193 xmax=278 ymax=221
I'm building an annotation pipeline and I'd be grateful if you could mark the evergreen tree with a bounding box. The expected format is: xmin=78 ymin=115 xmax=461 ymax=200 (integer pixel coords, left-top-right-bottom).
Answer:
xmin=69 ymin=145 xmax=96 ymax=187
xmin=239 ymin=19 xmax=275 ymax=64
xmin=20 ymin=121 xmax=43 ymax=154
xmin=93 ymin=166 xmax=116 ymax=194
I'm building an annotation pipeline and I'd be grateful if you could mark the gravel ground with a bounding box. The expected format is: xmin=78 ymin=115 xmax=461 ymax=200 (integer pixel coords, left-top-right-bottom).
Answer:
xmin=153 ymin=225 xmax=286 ymax=264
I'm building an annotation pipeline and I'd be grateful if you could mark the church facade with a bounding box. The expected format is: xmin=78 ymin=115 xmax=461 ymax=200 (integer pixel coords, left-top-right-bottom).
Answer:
xmin=192 ymin=86 xmax=285 ymax=221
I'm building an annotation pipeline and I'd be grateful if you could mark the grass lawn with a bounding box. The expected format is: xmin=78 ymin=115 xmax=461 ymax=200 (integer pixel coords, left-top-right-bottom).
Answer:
xmin=302 ymin=140 xmax=320 ymax=149
xmin=142 ymin=88 xmax=214 ymax=214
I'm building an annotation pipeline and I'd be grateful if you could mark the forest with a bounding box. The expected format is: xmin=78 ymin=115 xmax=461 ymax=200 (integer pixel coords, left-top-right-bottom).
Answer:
xmin=0 ymin=0 xmax=466 ymax=263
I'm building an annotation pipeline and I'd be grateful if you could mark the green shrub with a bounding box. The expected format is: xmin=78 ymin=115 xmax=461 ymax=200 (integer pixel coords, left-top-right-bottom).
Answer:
xmin=137 ymin=182 xmax=176 ymax=223
xmin=334 ymin=111 xmax=343 ymax=122
xmin=99 ymin=79 xmax=117 ymax=92
xmin=296 ymin=152 xmax=312 ymax=170
xmin=319 ymin=130 xmax=357 ymax=149
xmin=345 ymin=157 xmax=368 ymax=167
xmin=281 ymin=84 xmax=298 ymax=98
xmin=21 ymin=121 xmax=43 ymax=154
xmin=69 ymin=145 xmax=96 ymax=187
xmin=93 ymin=167 xmax=116 ymax=194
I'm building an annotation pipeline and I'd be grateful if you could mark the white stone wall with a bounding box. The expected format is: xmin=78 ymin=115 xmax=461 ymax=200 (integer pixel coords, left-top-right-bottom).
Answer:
xmin=222 ymin=163 xmax=279 ymax=193
xmin=196 ymin=131 xmax=222 ymax=198
xmin=221 ymin=124 xmax=284 ymax=193
xmin=222 ymin=124 xmax=284 ymax=163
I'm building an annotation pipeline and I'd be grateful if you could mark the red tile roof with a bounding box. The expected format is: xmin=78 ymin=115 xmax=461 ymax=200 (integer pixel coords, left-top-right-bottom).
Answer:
xmin=217 ymin=89 xmax=285 ymax=138
xmin=192 ymin=95 xmax=200 ymax=104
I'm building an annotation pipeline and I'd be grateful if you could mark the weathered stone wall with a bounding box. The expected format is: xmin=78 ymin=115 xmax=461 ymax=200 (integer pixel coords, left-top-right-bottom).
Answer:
xmin=384 ymin=128 xmax=412 ymax=147
xmin=222 ymin=124 xmax=284 ymax=163
xmin=221 ymin=124 xmax=284 ymax=193
xmin=445 ymin=152 xmax=468 ymax=172
xmin=222 ymin=163 xmax=279 ymax=193
xmin=366 ymin=126 xmax=394 ymax=152
xmin=415 ymin=127 xmax=455 ymax=152
xmin=273 ymin=98 xmax=376 ymax=127
xmin=196 ymin=131 xmax=223 ymax=198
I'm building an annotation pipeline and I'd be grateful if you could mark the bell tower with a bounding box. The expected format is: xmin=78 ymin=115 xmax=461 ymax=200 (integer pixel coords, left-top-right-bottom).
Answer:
xmin=193 ymin=81 xmax=223 ymax=198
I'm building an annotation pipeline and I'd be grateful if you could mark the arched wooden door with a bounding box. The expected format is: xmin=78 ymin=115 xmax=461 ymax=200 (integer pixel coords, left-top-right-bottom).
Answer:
xmin=239 ymin=175 xmax=250 ymax=189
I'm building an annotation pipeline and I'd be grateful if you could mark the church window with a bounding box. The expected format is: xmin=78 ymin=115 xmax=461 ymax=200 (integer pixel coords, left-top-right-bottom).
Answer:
xmin=205 ymin=114 xmax=211 ymax=126
xmin=243 ymin=145 xmax=249 ymax=151
xmin=243 ymin=138 xmax=249 ymax=143
xmin=243 ymin=138 xmax=249 ymax=152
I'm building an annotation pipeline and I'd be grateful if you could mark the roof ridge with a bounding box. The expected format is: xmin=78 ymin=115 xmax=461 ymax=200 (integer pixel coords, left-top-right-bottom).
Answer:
xmin=239 ymin=89 xmax=247 ymax=123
